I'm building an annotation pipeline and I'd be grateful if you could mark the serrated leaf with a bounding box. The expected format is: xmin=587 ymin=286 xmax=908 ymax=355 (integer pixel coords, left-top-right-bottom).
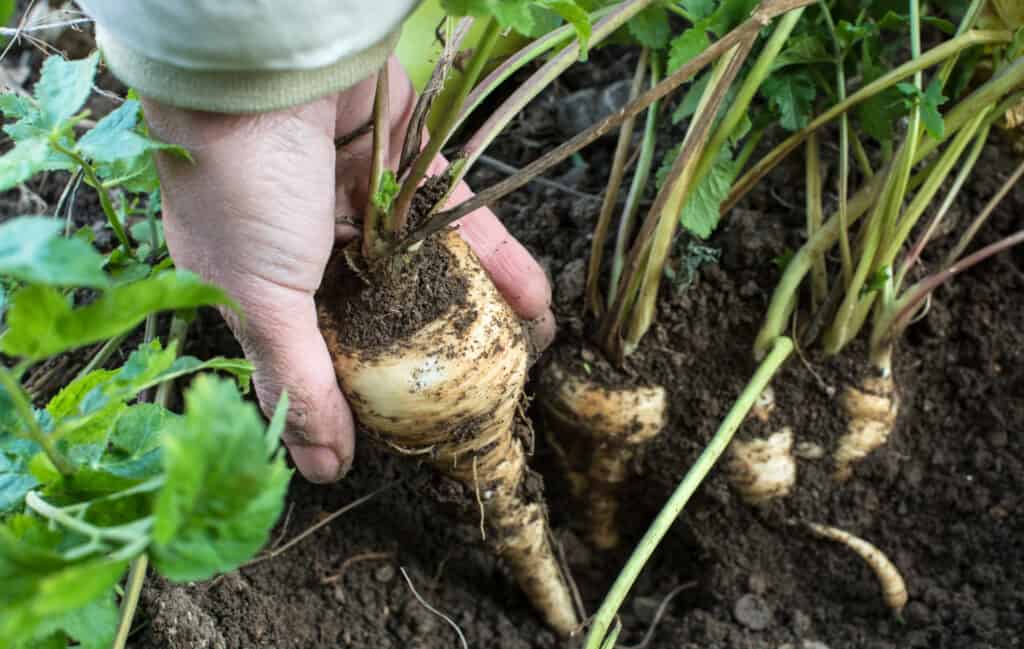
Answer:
xmin=680 ymin=0 xmax=715 ymax=19
xmin=0 ymin=217 xmax=108 ymax=288
xmin=371 ymin=170 xmax=400 ymax=212
xmin=835 ymin=19 xmax=877 ymax=52
xmin=668 ymin=22 xmax=711 ymax=73
xmin=679 ymin=147 xmax=737 ymax=238
xmin=628 ymin=5 xmax=670 ymax=49
xmin=492 ymin=0 xmax=536 ymax=34
xmin=0 ymin=438 xmax=39 ymax=513
xmin=78 ymin=100 xmax=191 ymax=165
xmin=673 ymin=72 xmax=709 ymax=124
xmin=762 ymin=70 xmax=816 ymax=131
xmin=856 ymin=58 xmax=906 ymax=144
xmin=0 ymin=94 xmax=36 ymax=120
xmin=708 ymin=0 xmax=758 ymax=37
xmin=772 ymin=33 xmax=833 ymax=70
xmin=33 ymin=53 xmax=99 ymax=130
xmin=540 ymin=0 xmax=591 ymax=58
xmin=0 ymin=271 xmax=234 ymax=360
xmin=921 ymin=78 xmax=947 ymax=140
xmin=0 ymin=138 xmax=53 ymax=192
xmin=151 ymin=375 xmax=291 ymax=582
xmin=0 ymin=517 xmax=127 ymax=646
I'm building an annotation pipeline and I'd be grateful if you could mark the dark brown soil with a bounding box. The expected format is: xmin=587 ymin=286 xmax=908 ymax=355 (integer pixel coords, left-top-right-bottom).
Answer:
xmin=3 ymin=26 xmax=1022 ymax=649
xmin=317 ymin=235 xmax=471 ymax=353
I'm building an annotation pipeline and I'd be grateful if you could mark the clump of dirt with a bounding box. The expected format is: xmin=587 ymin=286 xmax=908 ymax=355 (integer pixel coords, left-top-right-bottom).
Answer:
xmin=317 ymin=235 xmax=471 ymax=353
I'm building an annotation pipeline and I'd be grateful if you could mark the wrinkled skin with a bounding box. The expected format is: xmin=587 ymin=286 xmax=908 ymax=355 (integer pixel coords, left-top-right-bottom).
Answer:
xmin=144 ymin=57 xmax=554 ymax=483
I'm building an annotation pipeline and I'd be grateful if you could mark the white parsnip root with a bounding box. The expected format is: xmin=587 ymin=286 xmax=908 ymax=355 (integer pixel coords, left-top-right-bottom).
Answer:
xmin=320 ymin=231 xmax=578 ymax=636
xmin=538 ymin=361 xmax=666 ymax=550
xmin=806 ymin=522 xmax=908 ymax=615
xmin=834 ymin=374 xmax=899 ymax=482
xmin=725 ymin=427 xmax=797 ymax=504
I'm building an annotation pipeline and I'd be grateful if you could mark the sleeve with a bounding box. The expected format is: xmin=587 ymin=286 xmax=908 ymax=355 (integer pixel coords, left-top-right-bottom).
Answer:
xmin=76 ymin=0 xmax=419 ymax=113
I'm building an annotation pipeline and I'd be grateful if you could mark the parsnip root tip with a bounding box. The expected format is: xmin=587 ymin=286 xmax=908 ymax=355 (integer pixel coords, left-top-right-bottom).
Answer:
xmin=806 ymin=522 xmax=908 ymax=615
xmin=725 ymin=427 xmax=797 ymax=505
xmin=750 ymin=385 xmax=776 ymax=422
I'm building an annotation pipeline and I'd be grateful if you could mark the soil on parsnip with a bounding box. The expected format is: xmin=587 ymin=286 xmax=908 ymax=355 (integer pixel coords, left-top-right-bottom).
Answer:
xmin=2 ymin=27 xmax=1022 ymax=649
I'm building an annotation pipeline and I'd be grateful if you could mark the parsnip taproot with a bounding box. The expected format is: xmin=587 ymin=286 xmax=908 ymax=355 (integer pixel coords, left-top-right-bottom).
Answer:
xmin=834 ymin=374 xmax=899 ymax=482
xmin=319 ymin=230 xmax=578 ymax=636
xmin=537 ymin=360 xmax=666 ymax=550
xmin=725 ymin=427 xmax=797 ymax=504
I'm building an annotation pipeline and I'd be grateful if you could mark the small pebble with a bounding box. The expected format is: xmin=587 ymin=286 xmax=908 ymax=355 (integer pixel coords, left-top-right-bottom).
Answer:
xmin=733 ymin=593 xmax=773 ymax=630
xmin=374 ymin=563 xmax=396 ymax=583
xmin=790 ymin=609 xmax=812 ymax=635
xmin=748 ymin=573 xmax=768 ymax=595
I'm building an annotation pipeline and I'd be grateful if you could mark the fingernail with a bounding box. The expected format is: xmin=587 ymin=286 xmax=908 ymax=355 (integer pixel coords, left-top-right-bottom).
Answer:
xmin=288 ymin=444 xmax=343 ymax=484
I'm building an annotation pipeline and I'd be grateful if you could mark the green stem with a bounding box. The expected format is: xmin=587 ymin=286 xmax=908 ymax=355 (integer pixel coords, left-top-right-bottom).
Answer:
xmin=942 ymin=154 xmax=1024 ymax=269
xmin=364 ymin=63 xmax=392 ymax=255
xmin=0 ymin=366 xmax=75 ymax=476
xmin=584 ymin=336 xmax=795 ymax=649
xmin=734 ymin=126 xmax=765 ymax=175
xmin=690 ymin=7 xmax=806 ymax=187
xmin=24 ymin=491 xmax=152 ymax=543
xmin=619 ymin=42 xmax=753 ymax=358
xmin=664 ymin=2 xmax=697 ymax=22
xmin=819 ymin=0 xmax=853 ymax=287
xmin=153 ymin=315 xmax=189 ymax=408
xmin=609 ymin=58 xmax=662 ymax=308
xmin=723 ymin=29 xmax=1013 ymax=214
xmin=851 ymin=134 xmax=874 ymax=179
xmin=50 ymin=140 xmax=131 ymax=252
xmin=75 ymin=333 xmax=129 ymax=381
xmin=586 ymin=49 xmax=650 ymax=317
xmin=896 ymin=121 xmax=990 ymax=288
xmin=390 ymin=17 xmax=502 ymax=231
xmin=753 ymin=57 xmax=1024 ymax=358
xmin=805 ymin=132 xmax=827 ymax=309
xmin=111 ymin=554 xmax=148 ymax=649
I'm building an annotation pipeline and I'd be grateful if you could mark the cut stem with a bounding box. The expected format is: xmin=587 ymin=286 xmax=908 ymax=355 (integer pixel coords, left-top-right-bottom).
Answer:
xmin=583 ymin=336 xmax=794 ymax=649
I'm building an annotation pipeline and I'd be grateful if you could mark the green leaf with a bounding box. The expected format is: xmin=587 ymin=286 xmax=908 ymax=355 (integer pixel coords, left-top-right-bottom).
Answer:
xmin=0 ymin=0 xmax=15 ymax=28
xmin=921 ymin=78 xmax=948 ymax=140
xmin=679 ymin=147 xmax=737 ymax=238
xmin=33 ymin=53 xmax=100 ymax=130
xmin=673 ymin=72 xmax=710 ymax=124
xmin=78 ymin=100 xmax=191 ymax=165
xmin=0 ymin=94 xmax=37 ymax=120
xmin=708 ymin=0 xmax=758 ymax=37
xmin=540 ymin=1 xmax=592 ymax=58
xmin=371 ymin=170 xmax=401 ymax=213
xmin=0 ymin=439 xmax=39 ymax=513
xmin=762 ymin=70 xmax=816 ymax=131
xmin=1 ymin=271 xmax=234 ymax=360
xmin=151 ymin=375 xmax=291 ymax=582
xmin=668 ymin=22 xmax=711 ymax=73
xmin=772 ymin=33 xmax=833 ymax=70
xmin=680 ymin=0 xmax=715 ymax=19
xmin=492 ymin=0 xmax=536 ymax=34
xmin=834 ymin=19 xmax=877 ymax=52
xmin=0 ymin=517 xmax=126 ymax=646
xmin=856 ymin=57 xmax=905 ymax=144
xmin=0 ymin=137 xmax=56 ymax=192
xmin=0 ymin=217 xmax=108 ymax=288
xmin=628 ymin=5 xmax=670 ymax=49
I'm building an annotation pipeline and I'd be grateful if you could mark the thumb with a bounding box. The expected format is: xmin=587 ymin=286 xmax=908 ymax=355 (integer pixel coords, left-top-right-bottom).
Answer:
xmin=229 ymin=284 xmax=355 ymax=484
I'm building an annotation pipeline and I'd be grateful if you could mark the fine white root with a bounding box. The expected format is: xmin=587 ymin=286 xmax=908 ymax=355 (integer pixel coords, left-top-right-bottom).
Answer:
xmin=538 ymin=361 xmax=667 ymax=550
xmin=725 ymin=427 xmax=797 ymax=505
xmin=806 ymin=522 xmax=908 ymax=615
xmin=834 ymin=375 xmax=899 ymax=482
xmin=321 ymin=231 xmax=578 ymax=636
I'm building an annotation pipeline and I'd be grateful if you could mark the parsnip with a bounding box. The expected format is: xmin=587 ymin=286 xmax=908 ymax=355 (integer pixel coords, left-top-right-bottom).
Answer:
xmin=806 ymin=522 xmax=908 ymax=614
xmin=834 ymin=374 xmax=899 ymax=482
xmin=538 ymin=361 xmax=666 ymax=550
xmin=319 ymin=230 xmax=578 ymax=636
xmin=725 ymin=427 xmax=797 ymax=504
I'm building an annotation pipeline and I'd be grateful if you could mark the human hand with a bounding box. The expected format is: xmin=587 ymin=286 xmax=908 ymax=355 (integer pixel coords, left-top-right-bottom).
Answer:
xmin=144 ymin=57 xmax=554 ymax=484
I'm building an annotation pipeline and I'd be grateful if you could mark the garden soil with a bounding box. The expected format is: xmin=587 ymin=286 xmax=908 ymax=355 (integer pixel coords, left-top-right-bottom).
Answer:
xmin=3 ymin=25 xmax=1022 ymax=649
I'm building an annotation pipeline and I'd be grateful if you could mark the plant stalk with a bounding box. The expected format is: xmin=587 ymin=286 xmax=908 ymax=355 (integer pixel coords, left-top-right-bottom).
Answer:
xmin=722 ymin=29 xmax=1013 ymax=215
xmin=617 ymin=43 xmax=753 ymax=358
xmin=51 ymin=140 xmax=132 ymax=252
xmin=364 ymin=64 xmax=393 ymax=256
xmin=583 ymin=336 xmax=794 ymax=649
xmin=942 ymin=155 xmax=1024 ymax=268
xmin=586 ymin=48 xmax=650 ymax=317
xmin=805 ymin=132 xmax=827 ymax=309
xmin=0 ymin=366 xmax=75 ymax=476
xmin=391 ymin=17 xmax=501 ymax=231
xmin=111 ymin=554 xmax=148 ymax=649
xmin=609 ymin=58 xmax=662 ymax=308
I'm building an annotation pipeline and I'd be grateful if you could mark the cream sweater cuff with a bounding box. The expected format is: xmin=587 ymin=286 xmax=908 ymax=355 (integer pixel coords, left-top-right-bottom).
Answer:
xmin=96 ymin=27 xmax=401 ymax=114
